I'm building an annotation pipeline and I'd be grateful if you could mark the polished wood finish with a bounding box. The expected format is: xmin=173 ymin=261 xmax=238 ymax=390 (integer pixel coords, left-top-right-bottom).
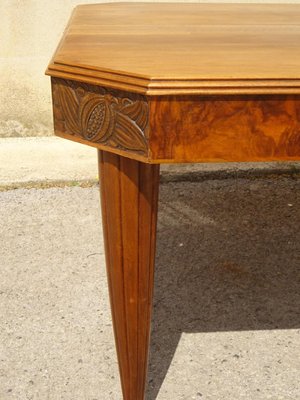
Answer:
xmin=98 ymin=150 xmax=159 ymax=400
xmin=149 ymin=95 xmax=300 ymax=163
xmin=51 ymin=77 xmax=300 ymax=163
xmin=47 ymin=4 xmax=300 ymax=399
xmin=52 ymin=78 xmax=149 ymax=160
xmin=46 ymin=3 xmax=300 ymax=95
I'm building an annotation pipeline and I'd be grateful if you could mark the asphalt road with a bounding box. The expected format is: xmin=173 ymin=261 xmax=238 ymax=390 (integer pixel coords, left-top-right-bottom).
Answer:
xmin=1 ymin=175 xmax=300 ymax=399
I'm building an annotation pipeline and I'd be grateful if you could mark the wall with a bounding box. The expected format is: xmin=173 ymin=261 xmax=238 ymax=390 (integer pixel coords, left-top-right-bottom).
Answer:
xmin=1 ymin=0 xmax=300 ymax=137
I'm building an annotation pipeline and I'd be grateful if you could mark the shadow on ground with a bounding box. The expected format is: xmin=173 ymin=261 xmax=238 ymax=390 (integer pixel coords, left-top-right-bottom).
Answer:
xmin=146 ymin=176 xmax=300 ymax=400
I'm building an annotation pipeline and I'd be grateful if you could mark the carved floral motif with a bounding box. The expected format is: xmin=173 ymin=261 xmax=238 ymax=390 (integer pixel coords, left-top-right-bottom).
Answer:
xmin=52 ymin=78 xmax=149 ymax=155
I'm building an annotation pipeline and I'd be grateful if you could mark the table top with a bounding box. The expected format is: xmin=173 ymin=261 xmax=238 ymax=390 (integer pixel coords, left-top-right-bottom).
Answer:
xmin=48 ymin=3 xmax=300 ymax=163
xmin=46 ymin=3 xmax=300 ymax=95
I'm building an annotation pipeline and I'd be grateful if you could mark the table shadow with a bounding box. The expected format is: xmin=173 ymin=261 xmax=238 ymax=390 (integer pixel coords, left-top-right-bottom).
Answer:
xmin=146 ymin=177 xmax=300 ymax=400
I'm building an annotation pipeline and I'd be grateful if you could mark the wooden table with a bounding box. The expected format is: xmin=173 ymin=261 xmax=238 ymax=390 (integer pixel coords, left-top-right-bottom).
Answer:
xmin=46 ymin=4 xmax=300 ymax=399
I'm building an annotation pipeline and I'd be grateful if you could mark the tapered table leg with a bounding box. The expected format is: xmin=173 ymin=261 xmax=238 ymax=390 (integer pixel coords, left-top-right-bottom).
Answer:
xmin=98 ymin=150 xmax=160 ymax=400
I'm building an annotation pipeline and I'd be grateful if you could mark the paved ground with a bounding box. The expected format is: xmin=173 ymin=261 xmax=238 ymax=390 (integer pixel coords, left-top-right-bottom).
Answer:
xmin=1 ymin=175 xmax=299 ymax=399
xmin=0 ymin=137 xmax=98 ymax=187
xmin=1 ymin=137 xmax=300 ymax=188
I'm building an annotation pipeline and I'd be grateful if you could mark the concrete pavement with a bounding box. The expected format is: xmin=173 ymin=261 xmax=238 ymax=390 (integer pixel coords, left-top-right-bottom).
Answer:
xmin=1 ymin=137 xmax=300 ymax=189
xmin=1 ymin=172 xmax=300 ymax=399
xmin=0 ymin=137 xmax=98 ymax=188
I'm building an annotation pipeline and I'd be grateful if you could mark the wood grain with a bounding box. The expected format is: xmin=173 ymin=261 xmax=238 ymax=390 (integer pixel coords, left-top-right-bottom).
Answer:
xmin=149 ymin=95 xmax=300 ymax=163
xmin=46 ymin=3 xmax=300 ymax=95
xmin=51 ymin=79 xmax=300 ymax=163
xmin=47 ymin=5 xmax=300 ymax=400
xmin=52 ymin=78 xmax=149 ymax=157
xmin=98 ymin=150 xmax=160 ymax=400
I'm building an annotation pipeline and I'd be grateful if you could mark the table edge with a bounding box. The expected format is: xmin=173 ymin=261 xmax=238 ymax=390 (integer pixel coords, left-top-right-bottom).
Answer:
xmin=46 ymin=64 xmax=300 ymax=96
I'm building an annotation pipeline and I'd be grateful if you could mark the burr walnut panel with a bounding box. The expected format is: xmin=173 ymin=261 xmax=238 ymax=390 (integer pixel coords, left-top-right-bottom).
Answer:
xmin=51 ymin=78 xmax=149 ymax=158
xmin=149 ymin=96 xmax=300 ymax=162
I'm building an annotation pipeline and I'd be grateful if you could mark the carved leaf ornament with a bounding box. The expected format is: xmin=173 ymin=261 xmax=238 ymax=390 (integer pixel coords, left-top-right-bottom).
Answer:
xmin=52 ymin=79 xmax=149 ymax=154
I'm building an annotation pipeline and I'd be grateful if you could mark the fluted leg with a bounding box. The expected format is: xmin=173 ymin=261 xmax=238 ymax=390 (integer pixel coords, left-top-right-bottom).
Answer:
xmin=98 ymin=150 xmax=160 ymax=400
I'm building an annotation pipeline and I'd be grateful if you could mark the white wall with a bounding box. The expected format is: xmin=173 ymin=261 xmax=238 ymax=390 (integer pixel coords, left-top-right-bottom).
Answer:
xmin=1 ymin=0 xmax=300 ymax=137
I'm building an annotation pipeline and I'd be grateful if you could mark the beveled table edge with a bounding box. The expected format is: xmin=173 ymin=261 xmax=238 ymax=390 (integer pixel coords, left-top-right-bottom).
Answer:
xmin=46 ymin=65 xmax=300 ymax=96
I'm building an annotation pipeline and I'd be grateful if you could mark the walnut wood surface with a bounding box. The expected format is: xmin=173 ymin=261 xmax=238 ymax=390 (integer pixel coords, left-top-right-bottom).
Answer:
xmin=51 ymin=77 xmax=300 ymax=163
xmin=98 ymin=151 xmax=159 ymax=400
xmin=46 ymin=3 xmax=300 ymax=95
xmin=149 ymin=95 xmax=300 ymax=163
xmin=52 ymin=78 xmax=149 ymax=158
